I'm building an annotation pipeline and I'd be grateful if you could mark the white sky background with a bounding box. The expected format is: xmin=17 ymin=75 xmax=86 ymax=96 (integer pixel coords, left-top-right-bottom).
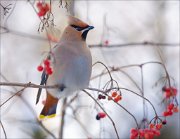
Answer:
xmin=0 ymin=0 xmax=179 ymax=139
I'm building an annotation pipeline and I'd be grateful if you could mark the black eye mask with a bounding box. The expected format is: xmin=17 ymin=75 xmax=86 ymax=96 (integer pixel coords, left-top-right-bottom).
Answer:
xmin=70 ymin=25 xmax=88 ymax=31
xmin=70 ymin=24 xmax=94 ymax=40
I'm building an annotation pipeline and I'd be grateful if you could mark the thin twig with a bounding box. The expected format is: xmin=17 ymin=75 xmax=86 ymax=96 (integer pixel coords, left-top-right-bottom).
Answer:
xmin=85 ymin=88 xmax=139 ymax=128
xmin=0 ymin=121 xmax=7 ymax=139
xmin=19 ymin=95 xmax=57 ymax=139
xmin=89 ymin=42 xmax=180 ymax=47
xmin=91 ymin=61 xmax=164 ymax=80
xmin=86 ymin=87 xmax=158 ymax=116
xmin=59 ymin=98 xmax=67 ymax=139
xmin=0 ymin=88 xmax=25 ymax=107
xmin=0 ymin=74 xmax=56 ymax=139
xmin=120 ymin=88 xmax=158 ymax=116
xmin=83 ymin=90 xmax=120 ymax=139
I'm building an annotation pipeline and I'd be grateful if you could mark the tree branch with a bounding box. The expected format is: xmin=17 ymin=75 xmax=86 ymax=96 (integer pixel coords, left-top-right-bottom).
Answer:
xmin=1 ymin=26 xmax=179 ymax=47
xmin=0 ymin=82 xmax=58 ymax=89
xmin=59 ymin=98 xmax=67 ymax=138
xmin=0 ymin=121 xmax=7 ymax=139
xmin=89 ymin=41 xmax=180 ymax=48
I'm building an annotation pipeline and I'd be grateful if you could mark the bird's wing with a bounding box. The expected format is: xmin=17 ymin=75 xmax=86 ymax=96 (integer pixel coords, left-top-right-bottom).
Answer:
xmin=36 ymin=70 xmax=49 ymax=104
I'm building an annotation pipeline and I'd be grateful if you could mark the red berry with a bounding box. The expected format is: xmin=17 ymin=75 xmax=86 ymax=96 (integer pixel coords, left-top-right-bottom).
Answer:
xmin=37 ymin=65 xmax=43 ymax=71
xmin=148 ymin=132 xmax=154 ymax=139
xmin=37 ymin=2 xmax=42 ymax=8
xmin=171 ymin=87 xmax=177 ymax=96
xmin=168 ymin=103 xmax=174 ymax=110
xmin=98 ymin=112 xmax=106 ymax=118
xmin=130 ymin=128 xmax=138 ymax=134
xmin=114 ymin=95 xmax=122 ymax=102
xmin=164 ymin=87 xmax=178 ymax=98
xmin=163 ymin=111 xmax=169 ymax=117
xmin=112 ymin=91 xmax=117 ymax=97
xmin=130 ymin=135 xmax=136 ymax=139
xmin=144 ymin=133 xmax=150 ymax=139
xmin=130 ymin=128 xmax=138 ymax=138
xmin=46 ymin=67 xmax=53 ymax=75
xmin=156 ymin=124 xmax=162 ymax=130
xmin=173 ymin=106 xmax=179 ymax=113
xmin=38 ymin=10 xmax=46 ymax=17
xmin=44 ymin=4 xmax=50 ymax=12
xmin=152 ymin=129 xmax=160 ymax=136
xmin=139 ymin=129 xmax=145 ymax=138
xmin=44 ymin=59 xmax=50 ymax=66
xmin=167 ymin=110 xmax=173 ymax=116
xmin=37 ymin=2 xmax=50 ymax=17
xmin=149 ymin=123 xmax=154 ymax=129
xmin=165 ymin=87 xmax=171 ymax=92
xmin=165 ymin=91 xmax=171 ymax=98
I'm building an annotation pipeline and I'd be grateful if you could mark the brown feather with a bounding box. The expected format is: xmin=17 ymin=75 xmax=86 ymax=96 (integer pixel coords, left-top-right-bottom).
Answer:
xmin=40 ymin=92 xmax=58 ymax=117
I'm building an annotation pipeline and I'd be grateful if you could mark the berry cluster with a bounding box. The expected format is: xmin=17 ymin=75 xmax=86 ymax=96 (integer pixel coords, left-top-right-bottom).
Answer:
xmin=97 ymin=91 xmax=122 ymax=102
xmin=162 ymin=86 xmax=177 ymax=99
xmin=37 ymin=2 xmax=50 ymax=17
xmin=161 ymin=86 xmax=179 ymax=117
xmin=37 ymin=59 xmax=53 ymax=75
xmin=96 ymin=112 xmax=106 ymax=120
xmin=130 ymin=128 xmax=160 ymax=139
xmin=163 ymin=103 xmax=179 ymax=117
xmin=110 ymin=91 xmax=122 ymax=102
xmin=149 ymin=123 xmax=163 ymax=130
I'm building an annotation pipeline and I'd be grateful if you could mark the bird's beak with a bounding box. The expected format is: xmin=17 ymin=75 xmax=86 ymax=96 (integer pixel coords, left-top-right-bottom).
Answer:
xmin=81 ymin=25 xmax=94 ymax=40
xmin=87 ymin=26 xmax=94 ymax=30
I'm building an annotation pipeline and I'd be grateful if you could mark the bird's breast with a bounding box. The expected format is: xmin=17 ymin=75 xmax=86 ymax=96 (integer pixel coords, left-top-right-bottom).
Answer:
xmin=46 ymin=43 xmax=92 ymax=98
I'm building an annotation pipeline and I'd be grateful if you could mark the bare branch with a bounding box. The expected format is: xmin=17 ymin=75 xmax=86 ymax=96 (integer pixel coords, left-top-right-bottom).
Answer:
xmin=0 ymin=121 xmax=7 ymax=139
xmin=0 ymin=82 xmax=58 ymax=89
xmin=89 ymin=41 xmax=180 ymax=48
xmin=0 ymin=3 xmax=12 ymax=16
xmin=59 ymin=98 xmax=67 ymax=138
xmin=0 ymin=88 xmax=25 ymax=107
xmin=1 ymin=26 xmax=179 ymax=47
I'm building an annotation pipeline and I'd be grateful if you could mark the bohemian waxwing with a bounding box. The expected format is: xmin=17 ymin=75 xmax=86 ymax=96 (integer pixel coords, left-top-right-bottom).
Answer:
xmin=36 ymin=16 xmax=94 ymax=119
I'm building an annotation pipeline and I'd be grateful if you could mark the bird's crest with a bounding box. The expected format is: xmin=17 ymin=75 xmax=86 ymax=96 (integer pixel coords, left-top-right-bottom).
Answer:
xmin=68 ymin=15 xmax=89 ymax=28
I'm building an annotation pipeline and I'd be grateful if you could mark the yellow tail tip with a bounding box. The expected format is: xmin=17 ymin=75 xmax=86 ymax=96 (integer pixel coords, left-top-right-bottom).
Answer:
xmin=47 ymin=114 xmax=56 ymax=118
xmin=39 ymin=114 xmax=56 ymax=119
xmin=39 ymin=114 xmax=46 ymax=119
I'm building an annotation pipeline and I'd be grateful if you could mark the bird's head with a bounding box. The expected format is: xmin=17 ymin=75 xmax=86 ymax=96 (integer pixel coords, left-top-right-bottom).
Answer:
xmin=62 ymin=16 xmax=94 ymax=41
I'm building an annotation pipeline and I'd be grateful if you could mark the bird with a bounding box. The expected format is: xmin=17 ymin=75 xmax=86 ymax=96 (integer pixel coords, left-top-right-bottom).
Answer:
xmin=36 ymin=16 xmax=94 ymax=119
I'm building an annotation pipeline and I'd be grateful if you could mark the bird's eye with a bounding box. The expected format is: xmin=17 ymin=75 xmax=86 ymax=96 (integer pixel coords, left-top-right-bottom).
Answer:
xmin=70 ymin=25 xmax=86 ymax=31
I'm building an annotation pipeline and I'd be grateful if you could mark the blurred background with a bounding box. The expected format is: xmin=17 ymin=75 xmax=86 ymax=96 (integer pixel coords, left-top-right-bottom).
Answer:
xmin=0 ymin=0 xmax=179 ymax=138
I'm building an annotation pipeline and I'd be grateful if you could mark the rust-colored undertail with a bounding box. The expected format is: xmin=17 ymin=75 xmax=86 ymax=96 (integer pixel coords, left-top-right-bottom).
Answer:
xmin=39 ymin=92 xmax=58 ymax=119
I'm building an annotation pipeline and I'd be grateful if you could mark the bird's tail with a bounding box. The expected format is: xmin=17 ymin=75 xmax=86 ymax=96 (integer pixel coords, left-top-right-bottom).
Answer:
xmin=39 ymin=92 xmax=58 ymax=119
